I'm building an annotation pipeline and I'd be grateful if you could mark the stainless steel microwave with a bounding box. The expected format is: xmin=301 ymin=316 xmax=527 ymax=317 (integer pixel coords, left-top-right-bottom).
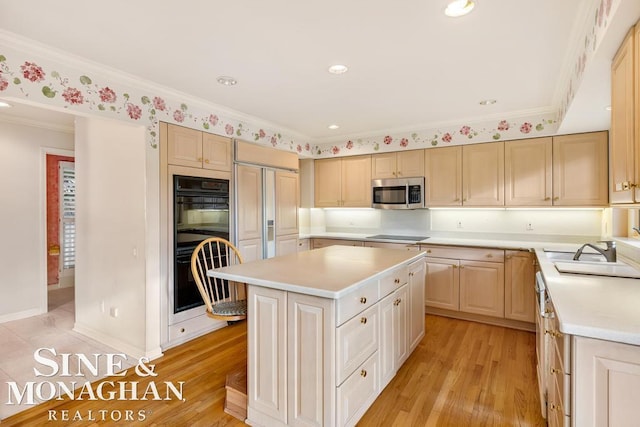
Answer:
xmin=372 ymin=177 xmax=425 ymax=209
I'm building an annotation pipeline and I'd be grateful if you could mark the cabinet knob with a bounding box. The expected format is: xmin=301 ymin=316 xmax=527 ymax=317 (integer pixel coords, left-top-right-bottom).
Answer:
xmin=427 ymin=249 xmax=432 ymax=253
xmin=452 ymin=264 xmax=458 ymax=269
xmin=394 ymin=298 xmax=401 ymax=306
xmin=553 ymin=197 xmax=559 ymax=201
xmin=549 ymin=403 xmax=558 ymax=411
xmin=454 ymin=198 xmax=460 ymax=202
xmin=550 ymin=367 xmax=561 ymax=375
xmin=394 ymin=278 xmax=400 ymax=284
xmin=486 ymin=253 xmax=493 ymax=258
xmin=360 ymin=369 xmax=367 ymax=378
xmin=360 ymin=317 xmax=367 ymax=324
xmin=544 ymin=197 xmax=550 ymax=201
xmin=459 ymin=265 xmax=464 ymax=269
xmin=409 ymin=272 xmax=414 ymax=277
xmin=463 ymin=198 xmax=467 ymax=202
xmin=197 ymin=157 xmax=203 ymax=161
xmin=180 ymin=328 xmax=185 ymax=333
xmin=360 ymin=297 xmax=367 ymax=304
xmin=204 ymin=159 xmax=210 ymax=164
xmin=397 ymin=171 xmax=402 ymax=176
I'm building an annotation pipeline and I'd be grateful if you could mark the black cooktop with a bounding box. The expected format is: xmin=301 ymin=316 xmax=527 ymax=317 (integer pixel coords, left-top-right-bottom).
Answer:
xmin=367 ymin=234 xmax=429 ymax=241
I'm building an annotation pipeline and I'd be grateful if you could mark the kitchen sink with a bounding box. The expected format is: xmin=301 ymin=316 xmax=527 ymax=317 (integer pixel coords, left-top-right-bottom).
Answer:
xmin=543 ymin=251 xmax=610 ymax=263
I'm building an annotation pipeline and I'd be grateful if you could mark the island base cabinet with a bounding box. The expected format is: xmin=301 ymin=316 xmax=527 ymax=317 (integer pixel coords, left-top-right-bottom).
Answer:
xmin=336 ymin=352 xmax=379 ymax=427
xmin=573 ymin=336 xmax=640 ymax=427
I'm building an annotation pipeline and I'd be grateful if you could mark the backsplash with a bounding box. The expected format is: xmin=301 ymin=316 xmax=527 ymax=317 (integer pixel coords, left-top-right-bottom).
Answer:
xmin=301 ymin=208 xmax=604 ymax=239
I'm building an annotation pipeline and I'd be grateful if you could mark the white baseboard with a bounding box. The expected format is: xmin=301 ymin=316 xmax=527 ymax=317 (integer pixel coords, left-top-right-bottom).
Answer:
xmin=0 ymin=308 xmax=44 ymax=324
xmin=73 ymin=322 xmax=163 ymax=361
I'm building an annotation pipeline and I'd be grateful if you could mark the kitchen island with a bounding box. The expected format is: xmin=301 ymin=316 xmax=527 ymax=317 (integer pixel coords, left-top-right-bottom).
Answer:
xmin=207 ymin=245 xmax=426 ymax=427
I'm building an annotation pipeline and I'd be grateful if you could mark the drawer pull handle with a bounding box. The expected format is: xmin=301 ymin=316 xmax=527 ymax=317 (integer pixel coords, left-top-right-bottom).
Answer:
xmin=486 ymin=253 xmax=493 ymax=258
xmin=427 ymin=249 xmax=432 ymax=253
xmin=360 ymin=297 xmax=367 ymax=304
xmin=361 ymin=317 xmax=367 ymax=324
xmin=360 ymin=369 xmax=367 ymax=378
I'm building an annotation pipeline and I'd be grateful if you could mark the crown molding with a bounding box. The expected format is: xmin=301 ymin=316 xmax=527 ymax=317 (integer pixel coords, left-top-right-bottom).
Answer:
xmin=0 ymin=113 xmax=74 ymax=134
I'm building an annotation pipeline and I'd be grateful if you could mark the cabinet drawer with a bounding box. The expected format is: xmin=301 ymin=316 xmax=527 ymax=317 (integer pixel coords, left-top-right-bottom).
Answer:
xmin=379 ymin=265 xmax=409 ymax=298
xmin=312 ymin=238 xmax=363 ymax=249
xmin=549 ymin=373 xmax=570 ymax=425
xmin=336 ymin=305 xmax=379 ymax=385
xmin=336 ymin=281 xmax=378 ymax=326
xmin=551 ymin=343 xmax=571 ymax=417
xmin=421 ymin=245 xmax=504 ymax=262
xmin=549 ymin=315 xmax=570 ymax=373
xmin=336 ymin=351 xmax=379 ymax=427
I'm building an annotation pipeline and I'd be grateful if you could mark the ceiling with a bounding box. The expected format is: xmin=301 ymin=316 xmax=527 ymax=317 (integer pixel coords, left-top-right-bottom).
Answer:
xmin=1 ymin=0 xmax=639 ymax=142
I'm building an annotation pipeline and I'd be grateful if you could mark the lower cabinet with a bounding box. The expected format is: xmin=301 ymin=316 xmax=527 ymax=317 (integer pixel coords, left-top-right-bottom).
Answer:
xmin=247 ymin=258 xmax=425 ymax=427
xmin=459 ymin=259 xmax=505 ymax=317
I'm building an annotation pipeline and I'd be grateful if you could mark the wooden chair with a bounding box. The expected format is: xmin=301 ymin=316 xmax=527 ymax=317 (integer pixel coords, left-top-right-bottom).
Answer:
xmin=191 ymin=237 xmax=247 ymax=322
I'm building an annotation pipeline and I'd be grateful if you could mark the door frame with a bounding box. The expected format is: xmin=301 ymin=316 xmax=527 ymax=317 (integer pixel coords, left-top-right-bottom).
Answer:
xmin=40 ymin=147 xmax=75 ymax=313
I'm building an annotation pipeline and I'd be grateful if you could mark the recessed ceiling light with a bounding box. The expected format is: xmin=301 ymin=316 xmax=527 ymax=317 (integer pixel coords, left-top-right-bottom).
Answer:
xmin=328 ymin=65 xmax=348 ymax=74
xmin=445 ymin=0 xmax=476 ymax=17
xmin=328 ymin=124 xmax=340 ymax=130
xmin=604 ymin=105 xmax=612 ymax=111
xmin=479 ymin=99 xmax=496 ymax=105
xmin=216 ymin=76 xmax=237 ymax=86
xmin=0 ymin=101 xmax=11 ymax=108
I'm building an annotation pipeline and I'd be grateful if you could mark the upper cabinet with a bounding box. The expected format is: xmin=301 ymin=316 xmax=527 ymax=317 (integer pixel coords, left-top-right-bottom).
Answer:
xmin=372 ymin=151 xmax=425 ymax=179
xmin=315 ymin=155 xmax=372 ymax=207
xmin=610 ymin=24 xmax=640 ymax=203
xmin=552 ymin=132 xmax=608 ymax=206
xmin=505 ymin=138 xmax=552 ymax=206
xmin=462 ymin=142 xmax=505 ymax=206
xmin=166 ymin=123 xmax=231 ymax=172
xmin=425 ymin=146 xmax=462 ymax=206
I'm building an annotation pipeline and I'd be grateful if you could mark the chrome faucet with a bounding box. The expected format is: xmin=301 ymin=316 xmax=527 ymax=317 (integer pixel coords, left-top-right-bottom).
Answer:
xmin=573 ymin=240 xmax=617 ymax=262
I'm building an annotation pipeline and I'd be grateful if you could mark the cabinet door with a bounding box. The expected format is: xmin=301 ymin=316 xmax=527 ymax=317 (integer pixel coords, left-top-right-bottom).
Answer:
xmin=314 ymin=158 xmax=342 ymax=207
xmin=371 ymin=152 xmax=397 ymax=179
xmin=276 ymin=234 xmax=299 ymax=257
xmin=504 ymin=251 xmax=535 ymax=323
xmin=378 ymin=293 xmax=396 ymax=391
xmin=610 ymin=28 xmax=636 ymax=204
xmin=394 ymin=284 xmax=409 ymax=367
xmin=425 ymin=146 xmax=462 ymax=206
xmin=573 ymin=336 xmax=640 ymax=427
xmin=287 ymin=292 xmax=335 ymax=427
xmin=297 ymin=238 xmax=311 ymax=252
xmin=238 ymin=238 xmax=263 ymax=262
xmin=425 ymin=258 xmax=460 ymax=311
xmin=459 ymin=260 xmax=505 ymax=318
xmin=167 ymin=124 xmax=203 ymax=168
xmin=202 ymin=133 xmax=231 ymax=172
xmin=505 ymin=138 xmax=552 ymax=206
xmin=237 ymin=165 xmax=263 ymax=241
xmin=553 ymin=132 xmax=608 ymax=206
xmin=275 ymin=170 xmax=299 ymax=236
xmin=635 ymin=24 xmax=640 ymax=202
xmin=247 ymin=286 xmax=287 ymax=423
xmin=341 ymin=155 xmax=372 ymax=207
xmin=397 ymin=150 xmax=425 ymax=178
xmin=462 ymin=142 xmax=505 ymax=206
xmin=408 ymin=259 xmax=426 ymax=352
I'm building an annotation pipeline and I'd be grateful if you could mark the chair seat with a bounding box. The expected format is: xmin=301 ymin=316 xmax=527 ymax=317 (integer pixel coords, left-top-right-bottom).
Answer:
xmin=211 ymin=300 xmax=247 ymax=317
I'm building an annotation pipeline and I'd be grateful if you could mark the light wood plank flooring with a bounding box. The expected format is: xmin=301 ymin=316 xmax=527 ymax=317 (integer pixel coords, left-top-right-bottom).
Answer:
xmin=2 ymin=315 xmax=544 ymax=426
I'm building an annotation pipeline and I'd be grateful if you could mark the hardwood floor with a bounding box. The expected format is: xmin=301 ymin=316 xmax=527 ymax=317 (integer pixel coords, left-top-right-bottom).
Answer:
xmin=360 ymin=315 xmax=545 ymax=426
xmin=2 ymin=315 xmax=544 ymax=426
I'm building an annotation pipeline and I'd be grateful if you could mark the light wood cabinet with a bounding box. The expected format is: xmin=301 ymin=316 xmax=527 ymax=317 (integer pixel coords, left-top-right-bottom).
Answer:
xmin=610 ymin=26 xmax=637 ymax=203
xmin=363 ymin=241 xmax=420 ymax=251
xmin=372 ymin=151 xmax=424 ymax=179
xmin=275 ymin=234 xmax=298 ymax=257
xmin=247 ymin=257 xmax=421 ymax=427
xmin=459 ymin=260 xmax=505 ymax=318
xmin=552 ymin=132 xmax=608 ymax=206
xmin=312 ymin=238 xmax=363 ymax=249
xmin=236 ymin=164 xmax=262 ymax=242
xmin=315 ymin=155 xmax=371 ymax=207
xmin=297 ymin=238 xmax=310 ymax=252
xmin=166 ymin=123 xmax=231 ymax=171
xmin=275 ymin=170 xmax=299 ymax=237
xmin=425 ymin=258 xmax=460 ymax=311
xmin=505 ymin=138 xmax=553 ymax=206
xmin=408 ymin=259 xmax=426 ymax=352
xmin=424 ymin=146 xmax=463 ymax=206
xmin=462 ymin=142 xmax=505 ymax=206
xmin=573 ymin=336 xmax=640 ymax=426
xmin=505 ymin=250 xmax=536 ymax=323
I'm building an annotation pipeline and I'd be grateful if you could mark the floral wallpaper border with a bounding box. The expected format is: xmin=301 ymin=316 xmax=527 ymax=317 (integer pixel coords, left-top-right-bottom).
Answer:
xmin=556 ymin=0 xmax=619 ymax=122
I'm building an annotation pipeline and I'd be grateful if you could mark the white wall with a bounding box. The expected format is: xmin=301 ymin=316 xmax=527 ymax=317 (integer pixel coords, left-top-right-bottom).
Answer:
xmin=74 ymin=116 xmax=151 ymax=358
xmin=313 ymin=207 xmax=603 ymax=239
xmin=0 ymin=121 xmax=74 ymax=322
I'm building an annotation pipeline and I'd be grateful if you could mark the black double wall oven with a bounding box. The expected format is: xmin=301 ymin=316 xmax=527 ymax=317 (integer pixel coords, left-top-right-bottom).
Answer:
xmin=173 ymin=175 xmax=230 ymax=316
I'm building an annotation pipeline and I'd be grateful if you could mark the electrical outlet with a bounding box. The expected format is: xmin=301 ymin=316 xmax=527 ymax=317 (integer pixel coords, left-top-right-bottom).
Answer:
xmin=526 ymin=222 xmax=534 ymax=231
xmin=110 ymin=307 xmax=119 ymax=318
xmin=457 ymin=221 xmax=463 ymax=229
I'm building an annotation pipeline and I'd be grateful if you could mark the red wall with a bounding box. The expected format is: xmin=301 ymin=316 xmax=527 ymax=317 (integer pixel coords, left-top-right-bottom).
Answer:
xmin=47 ymin=154 xmax=75 ymax=285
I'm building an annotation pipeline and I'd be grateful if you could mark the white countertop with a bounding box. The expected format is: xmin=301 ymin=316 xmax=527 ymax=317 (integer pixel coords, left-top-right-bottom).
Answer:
xmin=535 ymin=248 xmax=640 ymax=346
xmin=207 ymin=246 xmax=425 ymax=299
